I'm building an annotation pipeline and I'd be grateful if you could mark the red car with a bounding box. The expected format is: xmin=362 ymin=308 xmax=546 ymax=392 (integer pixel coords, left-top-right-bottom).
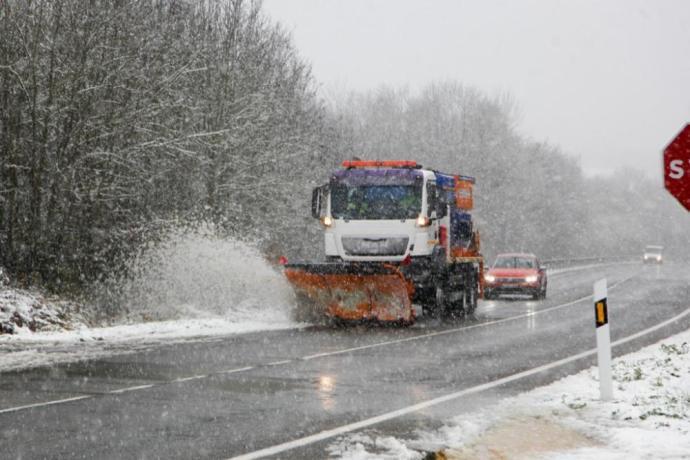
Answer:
xmin=483 ymin=253 xmax=547 ymax=300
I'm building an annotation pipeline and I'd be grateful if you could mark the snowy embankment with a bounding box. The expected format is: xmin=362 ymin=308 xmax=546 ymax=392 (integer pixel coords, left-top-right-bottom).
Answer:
xmin=0 ymin=315 xmax=300 ymax=372
xmin=0 ymin=233 xmax=301 ymax=372
xmin=329 ymin=329 xmax=690 ymax=460
xmin=0 ymin=287 xmax=88 ymax=335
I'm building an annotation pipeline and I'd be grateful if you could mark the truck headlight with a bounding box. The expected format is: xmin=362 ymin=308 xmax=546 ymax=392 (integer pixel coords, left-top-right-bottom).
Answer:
xmin=484 ymin=274 xmax=495 ymax=282
xmin=321 ymin=216 xmax=333 ymax=228
xmin=525 ymin=275 xmax=538 ymax=283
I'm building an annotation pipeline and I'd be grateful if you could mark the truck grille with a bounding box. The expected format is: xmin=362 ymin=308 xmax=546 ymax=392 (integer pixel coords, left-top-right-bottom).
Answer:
xmin=341 ymin=237 xmax=409 ymax=256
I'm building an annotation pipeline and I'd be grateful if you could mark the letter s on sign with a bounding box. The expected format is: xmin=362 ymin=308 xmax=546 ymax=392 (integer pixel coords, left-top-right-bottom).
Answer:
xmin=669 ymin=159 xmax=685 ymax=180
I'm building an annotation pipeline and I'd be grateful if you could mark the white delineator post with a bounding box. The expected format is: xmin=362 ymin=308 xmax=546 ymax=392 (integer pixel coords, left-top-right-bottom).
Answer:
xmin=594 ymin=278 xmax=613 ymax=400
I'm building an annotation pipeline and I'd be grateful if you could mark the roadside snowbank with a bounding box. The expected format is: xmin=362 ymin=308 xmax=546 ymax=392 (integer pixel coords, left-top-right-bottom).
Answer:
xmin=0 ymin=278 xmax=300 ymax=372
xmin=0 ymin=288 xmax=88 ymax=335
xmin=0 ymin=279 xmax=301 ymax=372
xmin=329 ymin=328 xmax=690 ymax=459
xmin=0 ymin=232 xmax=302 ymax=371
xmin=0 ymin=315 xmax=301 ymax=372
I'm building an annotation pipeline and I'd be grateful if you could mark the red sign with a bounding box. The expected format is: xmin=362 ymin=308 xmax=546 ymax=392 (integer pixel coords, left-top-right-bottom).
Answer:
xmin=664 ymin=123 xmax=690 ymax=211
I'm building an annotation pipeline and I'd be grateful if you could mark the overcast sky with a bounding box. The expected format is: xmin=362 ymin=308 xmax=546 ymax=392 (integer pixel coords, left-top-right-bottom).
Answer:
xmin=262 ymin=0 xmax=690 ymax=179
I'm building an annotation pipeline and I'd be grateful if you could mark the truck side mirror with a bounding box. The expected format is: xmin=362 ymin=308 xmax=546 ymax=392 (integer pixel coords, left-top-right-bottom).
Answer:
xmin=311 ymin=187 xmax=322 ymax=219
xmin=311 ymin=184 xmax=329 ymax=218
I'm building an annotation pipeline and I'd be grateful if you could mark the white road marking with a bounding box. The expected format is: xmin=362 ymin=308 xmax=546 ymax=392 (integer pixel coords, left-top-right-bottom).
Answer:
xmin=218 ymin=366 xmax=254 ymax=374
xmin=109 ymin=384 xmax=155 ymax=394
xmin=229 ymin=306 xmax=690 ymax=460
xmin=0 ymin=271 xmax=637 ymax=415
xmin=547 ymin=261 xmax=635 ymax=278
xmin=174 ymin=375 xmax=208 ymax=383
xmin=0 ymin=395 xmax=92 ymax=415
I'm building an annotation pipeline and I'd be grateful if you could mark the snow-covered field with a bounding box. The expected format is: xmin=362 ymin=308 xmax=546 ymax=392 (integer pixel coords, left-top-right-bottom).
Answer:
xmin=328 ymin=328 xmax=690 ymax=460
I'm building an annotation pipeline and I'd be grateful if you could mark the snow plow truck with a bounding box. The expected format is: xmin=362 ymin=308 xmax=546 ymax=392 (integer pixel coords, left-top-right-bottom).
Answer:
xmin=284 ymin=160 xmax=483 ymax=325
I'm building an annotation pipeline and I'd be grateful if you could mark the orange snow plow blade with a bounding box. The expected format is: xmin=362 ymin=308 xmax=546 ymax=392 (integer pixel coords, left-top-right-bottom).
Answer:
xmin=284 ymin=263 xmax=415 ymax=324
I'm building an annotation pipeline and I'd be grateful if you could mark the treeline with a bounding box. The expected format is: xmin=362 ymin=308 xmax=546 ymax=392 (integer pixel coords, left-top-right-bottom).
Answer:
xmin=0 ymin=0 xmax=337 ymax=289
xmin=1 ymin=0 xmax=687 ymax=296
xmin=327 ymin=84 xmax=591 ymax=260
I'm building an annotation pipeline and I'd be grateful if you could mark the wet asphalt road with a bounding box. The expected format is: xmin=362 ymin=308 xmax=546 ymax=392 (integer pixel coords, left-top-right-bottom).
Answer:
xmin=1 ymin=262 xmax=689 ymax=459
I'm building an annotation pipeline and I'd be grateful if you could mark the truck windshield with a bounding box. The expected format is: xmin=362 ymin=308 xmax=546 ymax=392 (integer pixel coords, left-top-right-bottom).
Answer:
xmin=331 ymin=184 xmax=422 ymax=220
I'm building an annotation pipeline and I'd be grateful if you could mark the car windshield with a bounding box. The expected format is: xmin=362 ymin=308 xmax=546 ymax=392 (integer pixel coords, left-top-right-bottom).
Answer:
xmin=493 ymin=256 xmax=536 ymax=269
xmin=331 ymin=184 xmax=422 ymax=220
xmin=644 ymin=246 xmax=663 ymax=255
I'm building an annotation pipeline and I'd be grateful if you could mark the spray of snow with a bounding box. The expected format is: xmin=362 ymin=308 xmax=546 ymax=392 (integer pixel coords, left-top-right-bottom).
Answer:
xmin=0 ymin=227 xmax=310 ymax=371
xmin=117 ymin=227 xmax=298 ymax=325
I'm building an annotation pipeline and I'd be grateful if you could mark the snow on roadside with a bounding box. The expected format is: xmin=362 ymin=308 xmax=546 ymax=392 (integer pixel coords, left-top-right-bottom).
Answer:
xmin=0 ymin=280 xmax=302 ymax=373
xmin=0 ymin=315 xmax=301 ymax=372
xmin=328 ymin=327 xmax=690 ymax=460
xmin=0 ymin=281 xmax=301 ymax=372
xmin=0 ymin=288 xmax=88 ymax=335
xmin=0 ymin=231 xmax=303 ymax=372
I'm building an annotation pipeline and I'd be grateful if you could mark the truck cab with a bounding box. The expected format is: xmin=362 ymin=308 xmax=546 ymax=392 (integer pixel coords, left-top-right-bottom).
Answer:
xmin=311 ymin=161 xmax=443 ymax=263
xmin=286 ymin=159 xmax=482 ymax=323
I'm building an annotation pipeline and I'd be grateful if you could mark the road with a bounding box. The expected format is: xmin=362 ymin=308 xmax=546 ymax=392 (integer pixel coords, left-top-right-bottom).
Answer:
xmin=1 ymin=261 xmax=689 ymax=459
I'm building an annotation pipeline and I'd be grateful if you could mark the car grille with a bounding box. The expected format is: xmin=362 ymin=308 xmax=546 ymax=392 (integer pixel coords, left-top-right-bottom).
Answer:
xmin=495 ymin=277 xmax=526 ymax=283
xmin=342 ymin=237 xmax=409 ymax=256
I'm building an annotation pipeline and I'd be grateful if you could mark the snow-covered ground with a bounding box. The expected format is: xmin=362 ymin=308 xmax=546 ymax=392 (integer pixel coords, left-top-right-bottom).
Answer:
xmin=0 ymin=233 xmax=303 ymax=372
xmin=0 ymin=288 xmax=89 ymax=335
xmin=0 ymin=279 xmax=301 ymax=371
xmin=0 ymin=315 xmax=301 ymax=372
xmin=328 ymin=328 xmax=690 ymax=460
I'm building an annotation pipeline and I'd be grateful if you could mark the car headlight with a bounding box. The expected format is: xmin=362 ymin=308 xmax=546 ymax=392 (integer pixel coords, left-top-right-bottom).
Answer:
xmin=525 ymin=275 xmax=538 ymax=283
xmin=484 ymin=274 xmax=495 ymax=282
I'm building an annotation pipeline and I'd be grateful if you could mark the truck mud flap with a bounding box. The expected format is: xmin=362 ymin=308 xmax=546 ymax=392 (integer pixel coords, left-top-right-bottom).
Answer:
xmin=284 ymin=263 xmax=414 ymax=325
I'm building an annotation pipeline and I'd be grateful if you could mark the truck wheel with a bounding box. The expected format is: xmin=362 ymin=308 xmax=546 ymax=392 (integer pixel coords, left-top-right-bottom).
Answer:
xmin=419 ymin=293 xmax=433 ymax=316
xmin=465 ymin=285 xmax=477 ymax=315
xmin=436 ymin=284 xmax=462 ymax=320
xmin=432 ymin=285 xmax=446 ymax=319
xmin=441 ymin=288 xmax=465 ymax=320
